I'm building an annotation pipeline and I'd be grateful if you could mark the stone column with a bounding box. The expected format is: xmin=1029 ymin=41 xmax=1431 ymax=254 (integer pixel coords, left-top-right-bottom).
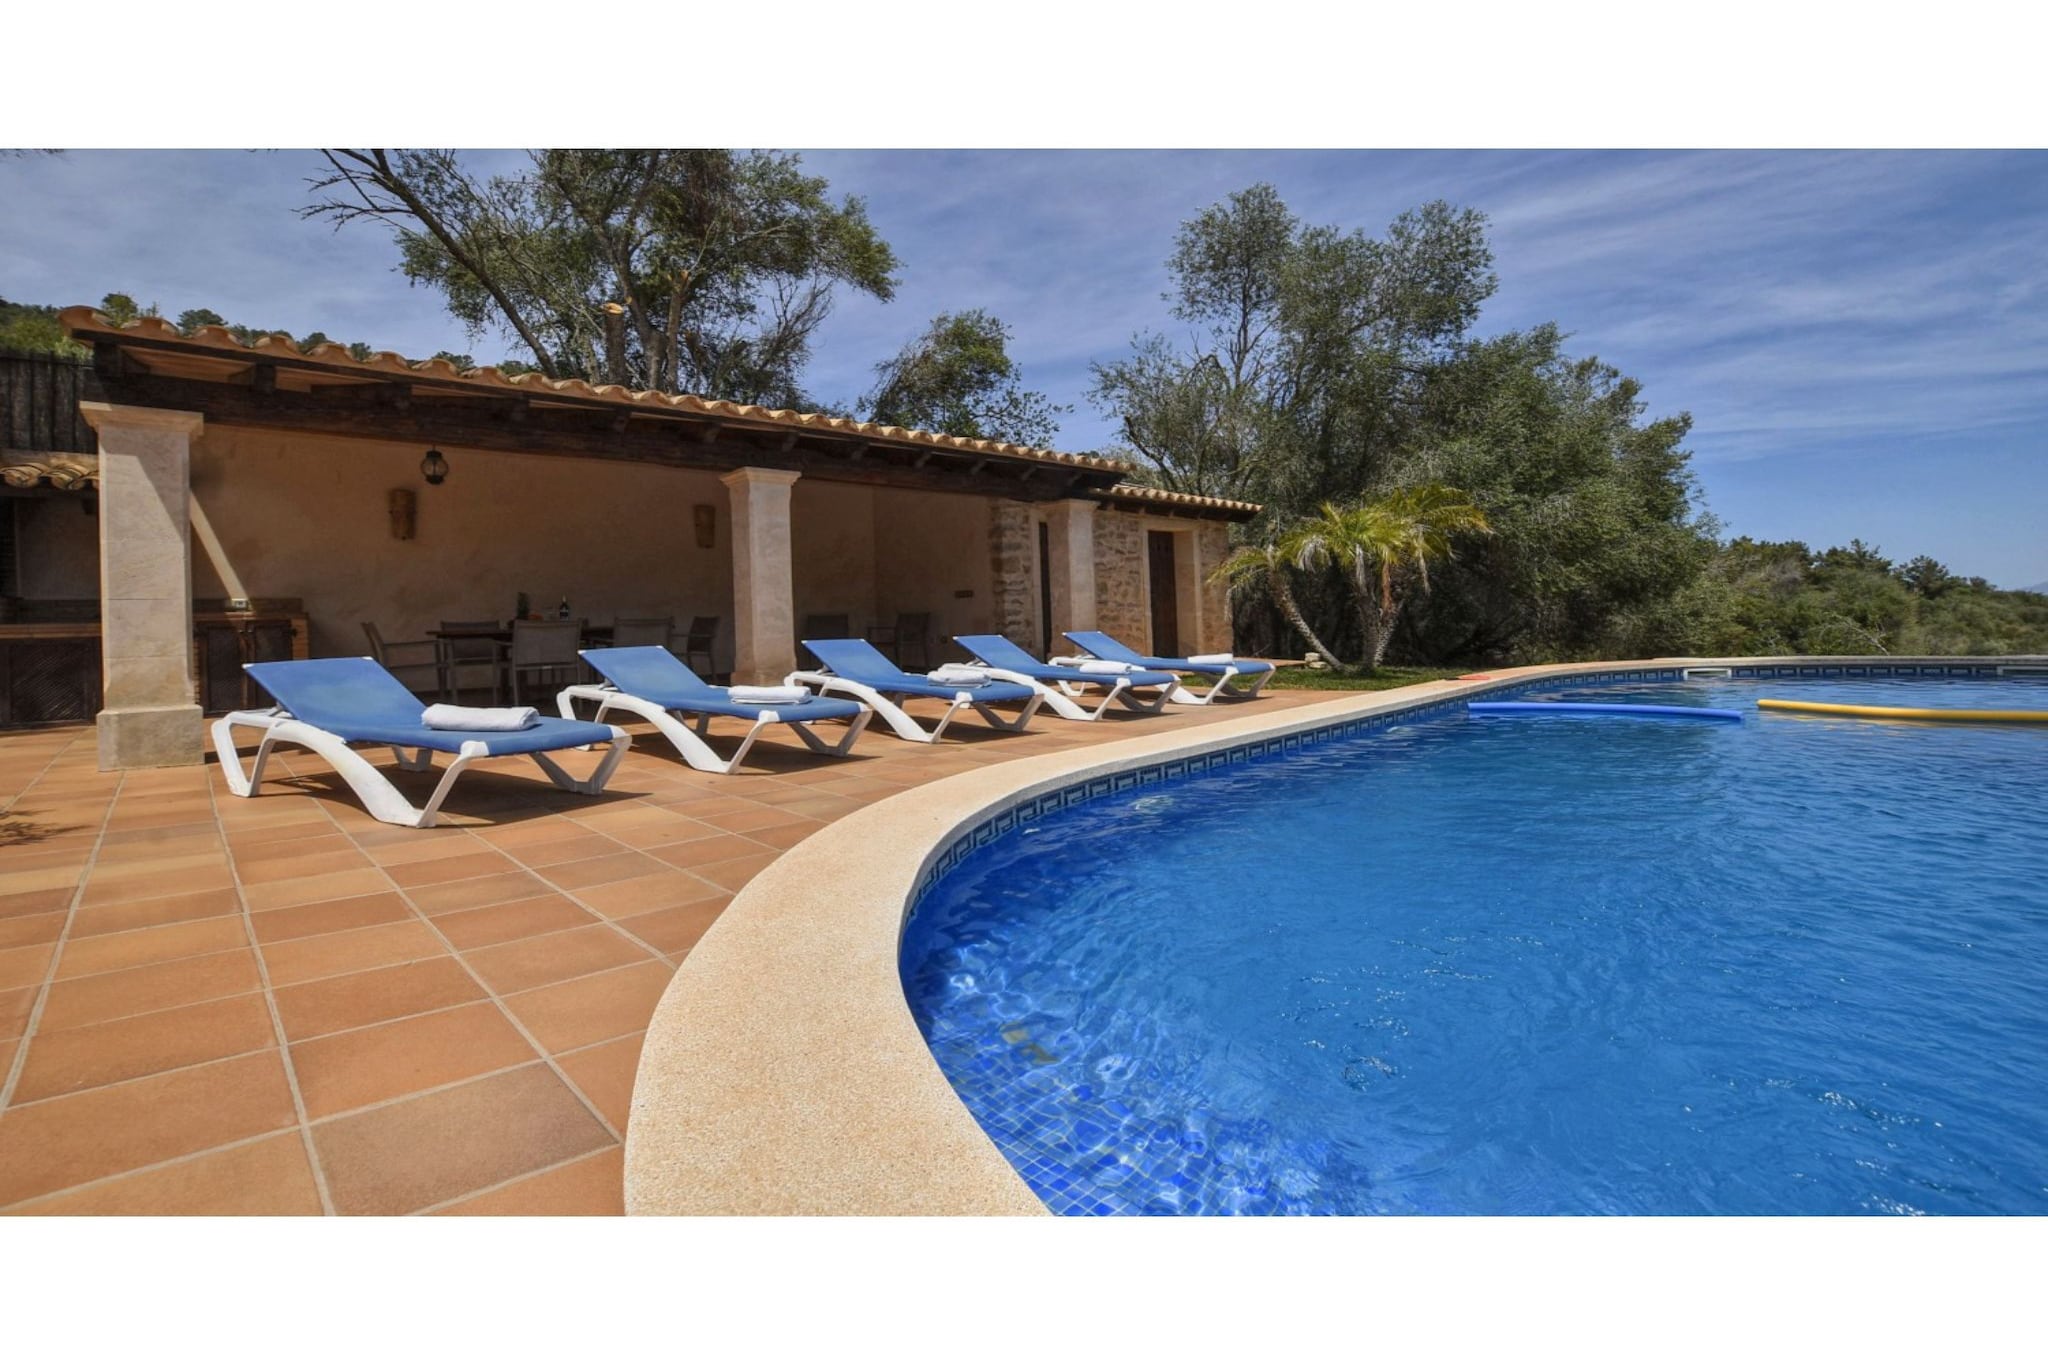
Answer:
xmin=987 ymin=500 xmax=1038 ymax=648
xmin=1194 ymin=522 xmax=1236 ymax=654
xmin=81 ymin=402 xmax=205 ymax=769
xmin=1045 ymin=499 xmax=1097 ymax=643
xmin=721 ymin=467 xmax=801 ymax=685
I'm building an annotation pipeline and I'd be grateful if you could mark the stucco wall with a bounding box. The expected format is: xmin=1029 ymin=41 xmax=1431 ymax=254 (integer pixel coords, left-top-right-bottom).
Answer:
xmin=790 ymin=481 xmax=877 ymax=637
xmin=870 ymin=487 xmax=999 ymax=664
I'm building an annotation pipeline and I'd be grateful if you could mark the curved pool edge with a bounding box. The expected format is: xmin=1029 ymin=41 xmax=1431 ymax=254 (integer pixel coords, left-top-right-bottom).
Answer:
xmin=622 ymin=654 xmax=2044 ymax=1215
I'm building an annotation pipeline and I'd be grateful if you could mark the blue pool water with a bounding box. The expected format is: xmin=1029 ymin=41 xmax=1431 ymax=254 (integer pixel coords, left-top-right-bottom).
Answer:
xmin=899 ymin=674 xmax=2048 ymax=1215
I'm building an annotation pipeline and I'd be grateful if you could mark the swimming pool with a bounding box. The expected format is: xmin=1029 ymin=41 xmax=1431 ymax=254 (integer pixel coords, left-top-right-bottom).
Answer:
xmin=900 ymin=672 xmax=2048 ymax=1215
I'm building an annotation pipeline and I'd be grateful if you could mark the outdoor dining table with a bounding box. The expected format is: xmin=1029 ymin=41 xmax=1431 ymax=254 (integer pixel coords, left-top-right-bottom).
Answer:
xmin=427 ymin=622 xmax=616 ymax=703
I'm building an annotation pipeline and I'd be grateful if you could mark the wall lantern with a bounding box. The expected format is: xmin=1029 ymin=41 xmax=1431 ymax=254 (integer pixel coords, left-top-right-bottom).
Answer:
xmin=693 ymin=503 xmax=717 ymax=549
xmin=420 ymin=448 xmax=449 ymax=485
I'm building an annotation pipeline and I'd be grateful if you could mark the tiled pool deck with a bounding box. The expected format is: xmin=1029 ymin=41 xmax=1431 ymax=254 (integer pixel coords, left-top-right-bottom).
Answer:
xmin=0 ymin=690 xmax=1326 ymax=1215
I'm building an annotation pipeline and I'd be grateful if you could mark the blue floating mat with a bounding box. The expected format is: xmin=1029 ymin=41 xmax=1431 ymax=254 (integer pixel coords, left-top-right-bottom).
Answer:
xmin=1467 ymin=701 xmax=1744 ymax=722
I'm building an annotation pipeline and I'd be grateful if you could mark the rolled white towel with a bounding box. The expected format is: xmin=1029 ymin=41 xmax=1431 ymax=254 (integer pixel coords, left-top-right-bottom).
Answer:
xmin=1186 ymin=653 xmax=1235 ymax=665
xmin=927 ymin=665 xmax=992 ymax=686
xmin=729 ymin=685 xmax=809 ymax=705
xmin=421 ymin=704 xmax=539 ymax=731
xmin=1078 ymin=659 xmax=1142 ymax=675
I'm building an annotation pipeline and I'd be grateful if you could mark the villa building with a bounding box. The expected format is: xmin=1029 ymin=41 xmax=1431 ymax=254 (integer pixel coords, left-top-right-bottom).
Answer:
xmin=0 ymin=309 xmax=1256 ymax=767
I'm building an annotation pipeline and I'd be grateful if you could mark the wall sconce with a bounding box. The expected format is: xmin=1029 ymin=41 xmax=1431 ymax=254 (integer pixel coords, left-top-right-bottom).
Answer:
xmin=388 ymin=488 xmax=417 ymax=540
xmin=420 ymin=448 xmax=449 ymax=485
xmin=693 ymin=503 xmax=716 ymax=549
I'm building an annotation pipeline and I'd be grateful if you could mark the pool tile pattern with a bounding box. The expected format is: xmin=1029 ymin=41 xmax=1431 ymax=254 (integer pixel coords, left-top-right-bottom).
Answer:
xmin=0 ymin=689 xmax=1325 ymax=1215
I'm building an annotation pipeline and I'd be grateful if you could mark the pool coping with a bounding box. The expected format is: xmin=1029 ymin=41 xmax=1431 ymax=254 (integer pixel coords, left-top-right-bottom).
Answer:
xmin=621 ymin=654 xmax=2045 ymax=1215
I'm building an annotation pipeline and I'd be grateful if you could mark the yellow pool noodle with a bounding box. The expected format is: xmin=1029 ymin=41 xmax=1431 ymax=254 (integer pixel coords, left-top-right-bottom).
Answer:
xmin=1756 ymin=698 xmax=2048 ymax=724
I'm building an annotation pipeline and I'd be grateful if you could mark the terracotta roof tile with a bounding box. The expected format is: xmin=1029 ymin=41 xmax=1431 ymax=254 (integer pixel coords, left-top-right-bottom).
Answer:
xmin=1 ymin=454 xmax=98 ymax=491
xmin=59 ymin=309 xmax=1133 ymax=475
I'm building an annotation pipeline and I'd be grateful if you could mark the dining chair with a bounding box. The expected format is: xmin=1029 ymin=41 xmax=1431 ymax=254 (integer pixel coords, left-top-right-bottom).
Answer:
xmin=361 ymin=622 xmax=441 ymax=696
xmin=437 ymin=619 xmax=508 ymax=704
xmin=867 ymin=611 xmax=933 ymax=670
xmin=509 ymin=619 xmax=584 ymax=705
xmin=612 ymin=616 xmax=675 ymax=649
xmin=682 ymin=616 xmax=719 ymax=679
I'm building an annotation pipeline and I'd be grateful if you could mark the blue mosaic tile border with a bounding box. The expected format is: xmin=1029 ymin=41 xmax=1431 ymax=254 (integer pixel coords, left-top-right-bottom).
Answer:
xmin=906 ymin=661 xmax=2015 ymax=909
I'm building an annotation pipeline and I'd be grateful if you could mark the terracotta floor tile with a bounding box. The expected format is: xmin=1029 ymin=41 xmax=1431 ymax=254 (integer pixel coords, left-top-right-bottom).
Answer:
xmin=1 ymin=983 xmax=35 ymax=1041
xmin=461 ymin=925 xmax=653 ymax=995
xmin=511 ymin=831 xmax=627 ymax=868
xmin=613 ymin=898 xmax=730 ymax=957
xmin=251 ymin=891 xmax=413 ymax=944
xmin=773 ymin=794 xmax=869 ymax=821
xmin=36 ymin=948 xmax=264 ymax=1032
xmin=0 ymin=1051 xmax=297 ymax=1207
xmin=10 ymin=993 xmax=278 ymax=1102
xmin=0 ymin=885 xmax=79 ymax=920
xmin=698 ymin=805 xmax=813 ymax=835
xmin=0 ymin=941 xmax=56 ymax=991
xmin=0 ymin=864 xmax=90 ymax=898
xmin=502 ymin=961 xmax=675 ymax=1054
xmin=233 ymin=846 xmax=374 ymax=885
xmin=9 ymin=1132 xmax=323 ymax=1216
xmin=407 ymin=870 xmax=552 ymax=915
xmin=746 ymin=819 xmax=829 ymax=851
xmin=67 ymin=886 xmax=243 ymax=940
xmin=555 ymin=1031 xmax=644 ymax=1132
xmin=687 ymin=852 xmax=782 ymax=895
xmin=289 ymin=1000 xmax=537 ymax=1119
xmin=0 ymin=910 xmax=66 ymax=951
xmin=309 ymin=1063 xmax=610 ymax=1215
xmin=78 ymin=857 xmax=235 ymax=907
xmin=431 ymin=1145 xmax=623 ymax=1215
xmin=228 ymin=831 xmax=354 ymax=863
xmin=55 ymin=915 xmax=248 ymax=979
xmin=271 ymin=956 xmax=484 ymax=1040
xmin=385 ymin=849 xmax=520 ymax=888
xmin=241 ymin=867 xmax=393 ymax=913
xmin=541 ymin=850 xmax=668 ymax=890
xmin=571 ymin=868 xmax=727 ymax=919
xmin=431 ymin=896 xmax=599 ymax=949
xmin=259 ymin=919 xmax=447 ymax=987
xmin=643 ymin=831 xmax=771 ymax=869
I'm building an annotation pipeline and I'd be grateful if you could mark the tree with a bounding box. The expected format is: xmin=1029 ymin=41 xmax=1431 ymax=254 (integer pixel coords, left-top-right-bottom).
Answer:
xmin=861 ymin=309 xmax=1067 ymax=446
xmin=1212 ymin=542 xmax=1343 ymax=664
xmin=304 ymin=149 xmax=899 ymax=406
xmin=1090 ymin=185 xmax=1496 ymax=512
xmin=1280 ymin=485 xmax=1491 ymax=669
xmin=1218 ymin=483 xmax=1491 ymax=670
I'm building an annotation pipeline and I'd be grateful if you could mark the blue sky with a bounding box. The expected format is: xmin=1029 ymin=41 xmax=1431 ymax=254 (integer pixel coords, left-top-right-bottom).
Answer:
xmin=4 ymin=149 xmax=2043 ymax=588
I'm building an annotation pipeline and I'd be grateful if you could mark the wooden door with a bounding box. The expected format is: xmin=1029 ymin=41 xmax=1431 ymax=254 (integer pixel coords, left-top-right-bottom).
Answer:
xmin=1147 ymin=531 xmax=1180 ymax=657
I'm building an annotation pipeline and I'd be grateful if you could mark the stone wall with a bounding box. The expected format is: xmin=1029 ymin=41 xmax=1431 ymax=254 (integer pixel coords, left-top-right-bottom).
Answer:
xmin=1195 ymin=521 xmax=1233 ymax=654
xmin=1092 ymin=509 xmax=1148 ymax=647
xmin=987 ymin=499 xmax=1038 ymax=648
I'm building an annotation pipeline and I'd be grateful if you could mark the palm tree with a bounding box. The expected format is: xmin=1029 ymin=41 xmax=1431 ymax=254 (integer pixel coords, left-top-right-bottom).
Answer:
xmin=1281 ymin=484 xmax=1491 ymax=670
xmin=1212 ymin=542 xmax=1344 ymax=664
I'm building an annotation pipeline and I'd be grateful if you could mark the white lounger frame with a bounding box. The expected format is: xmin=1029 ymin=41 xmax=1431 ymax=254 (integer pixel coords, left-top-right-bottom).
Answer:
xmin=970 ymin=666 xmax=1173 ymax=722
xmin=211 ymin=708 xmax=631 ymax=829
xmin=1049 ymin=657 xmax=1271 ymax=706
xmin=784 ymin=671 xmax=1043 ymax=743
xmin=555 ymin=684 xmax=871 ymax=775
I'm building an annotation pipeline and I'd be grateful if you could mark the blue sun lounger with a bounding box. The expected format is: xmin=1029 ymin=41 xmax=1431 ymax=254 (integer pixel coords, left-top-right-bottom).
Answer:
xmin=213 ymin=656 xmax=631 ymax=828
xmin=558 ymin=646 xmax=872 ymax=775
xmin=789 ymin=638 xmax=1043 ymax=743
xmin=952 ymin=634 xmax=1177 ymax=721
xmin=1055 ymin=630 xmax=1275 ymax=705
